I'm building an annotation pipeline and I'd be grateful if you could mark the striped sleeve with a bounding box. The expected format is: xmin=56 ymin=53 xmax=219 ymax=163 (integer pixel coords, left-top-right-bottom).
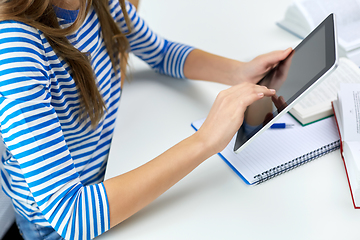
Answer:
xmin=110 ymin=0 xmax=194 ymax=78
xmin=0 ymin=21 xmax=109 ymax=240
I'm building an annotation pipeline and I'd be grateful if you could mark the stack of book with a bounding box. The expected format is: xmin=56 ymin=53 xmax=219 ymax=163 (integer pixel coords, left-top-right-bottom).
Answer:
xmin=277 ymin=0 xmax=360 ymax=66
xmin=332 ymin=83 xmax=360 ymax=209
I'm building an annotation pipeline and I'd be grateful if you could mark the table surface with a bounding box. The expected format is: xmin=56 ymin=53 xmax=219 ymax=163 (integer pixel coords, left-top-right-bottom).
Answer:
xmin=97 ymin=0 xmax=360 ymax=239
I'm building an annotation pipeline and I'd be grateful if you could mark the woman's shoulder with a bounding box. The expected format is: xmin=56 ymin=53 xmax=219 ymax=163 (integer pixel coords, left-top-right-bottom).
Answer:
xmin=0 ymin=20 xmax=42 ymax=34
xmin=0 ymin=20 xmax=43 ymax=43
xmin=0 ymin=20 xmax=45 ymax=51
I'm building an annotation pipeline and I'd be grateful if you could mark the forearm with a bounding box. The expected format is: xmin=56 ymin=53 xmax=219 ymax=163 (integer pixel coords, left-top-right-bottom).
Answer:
xmin=184 ymin=48 xmax=292 ymax=87
xmin=104 ymin=80 xmax=277 ymax=229
xmin=183 ymin=49 xmax=245 ymax=86
xmin=104 ymin=132 xmax=214 ymax=228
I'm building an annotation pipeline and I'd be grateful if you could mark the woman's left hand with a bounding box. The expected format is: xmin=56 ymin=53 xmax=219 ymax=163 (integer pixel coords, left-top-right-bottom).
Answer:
xmin=234 ymin=47 xmax=293 ymax=85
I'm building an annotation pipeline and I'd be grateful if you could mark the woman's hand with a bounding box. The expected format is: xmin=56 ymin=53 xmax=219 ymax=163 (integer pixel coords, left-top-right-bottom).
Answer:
xmin=195 ymin=82 xmax=276 ymax=154
xmin=235 ymin=48 xmax=293 ymax=85
xmin=183 ymin=47 xmax=291 ymax=150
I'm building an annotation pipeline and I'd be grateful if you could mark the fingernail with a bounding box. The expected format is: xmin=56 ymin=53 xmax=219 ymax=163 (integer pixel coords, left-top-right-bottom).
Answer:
xmin=258 ymin=93 xmax=264 ymax=97
xmin=270 ymin=89 xmax=276 ymax=93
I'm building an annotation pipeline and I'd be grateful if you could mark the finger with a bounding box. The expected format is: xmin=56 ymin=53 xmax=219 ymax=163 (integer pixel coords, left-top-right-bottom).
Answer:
xmin=272 ymin=94 xmax=279 ymax=101
xmin=278 ymin=96 xmax=285 ymax=103
xmin=226 ymin=82 xmax=276 ymax=97
xmin=239 ymin=86 xmax=276 ymax=108
xmin=254 ymin=85 xmax=276 ymax=97
xmin=282 ymin=47 xmax=293 ymax=59
xmin=277 ymin=47 xmax=293 ymax=61
xmin=263 ymin=47 xmax=293 ymax=66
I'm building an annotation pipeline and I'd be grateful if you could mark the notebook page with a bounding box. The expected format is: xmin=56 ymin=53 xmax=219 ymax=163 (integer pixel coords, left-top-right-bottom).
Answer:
xmin=192 ymin=113 xmax=340 ymax=184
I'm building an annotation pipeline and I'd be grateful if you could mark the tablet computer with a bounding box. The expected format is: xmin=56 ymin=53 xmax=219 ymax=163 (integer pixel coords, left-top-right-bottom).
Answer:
xmin=234 ymin=13 xmax=337 ymax=153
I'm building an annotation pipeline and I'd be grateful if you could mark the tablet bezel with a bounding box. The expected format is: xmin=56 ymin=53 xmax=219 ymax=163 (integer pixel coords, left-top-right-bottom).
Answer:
xmin=234 ymin=13 xmax=338 ymax=153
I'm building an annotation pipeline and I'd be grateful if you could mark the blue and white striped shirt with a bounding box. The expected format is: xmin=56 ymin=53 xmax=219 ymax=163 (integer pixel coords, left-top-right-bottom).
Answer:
xmin=0 ymin=1 xmax=193 ymax=239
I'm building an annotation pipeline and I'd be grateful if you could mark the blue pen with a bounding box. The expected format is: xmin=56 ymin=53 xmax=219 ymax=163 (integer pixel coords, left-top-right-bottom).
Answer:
xmin=270 ymin=123 xmax=295 ymax=129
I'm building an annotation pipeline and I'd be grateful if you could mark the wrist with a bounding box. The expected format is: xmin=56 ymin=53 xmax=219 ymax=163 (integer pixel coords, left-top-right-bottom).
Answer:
xmin=191 ymin=130 xmax=221 ymax=158
xmin=227 ymin=61 xmax=246 ymax=86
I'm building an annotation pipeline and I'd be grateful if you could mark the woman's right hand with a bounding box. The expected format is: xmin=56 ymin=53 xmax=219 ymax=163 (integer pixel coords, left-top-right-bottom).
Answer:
xmin=195 ymin=82 xmax=276 ymax=155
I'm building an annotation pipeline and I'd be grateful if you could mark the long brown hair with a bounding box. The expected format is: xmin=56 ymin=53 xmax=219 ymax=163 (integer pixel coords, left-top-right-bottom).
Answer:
xmin=0 ymin=0 xmax=131 ymax=128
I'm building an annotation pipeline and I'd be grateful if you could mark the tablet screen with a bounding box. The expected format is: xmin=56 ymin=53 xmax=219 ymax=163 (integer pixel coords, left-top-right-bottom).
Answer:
xmin=234 ymin=13 xmax=337 ymax=152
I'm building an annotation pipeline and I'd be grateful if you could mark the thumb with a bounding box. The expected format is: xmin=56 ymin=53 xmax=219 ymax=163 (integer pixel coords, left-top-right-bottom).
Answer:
xmin=266 ymin=47 xmax=292 ymax=65
xmin=279 ymin=47 xmax=293 ymax=61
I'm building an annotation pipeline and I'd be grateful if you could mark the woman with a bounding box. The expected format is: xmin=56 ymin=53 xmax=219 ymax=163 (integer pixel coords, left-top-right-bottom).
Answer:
xmin=0 ymin=0 xmax=291 ymax=239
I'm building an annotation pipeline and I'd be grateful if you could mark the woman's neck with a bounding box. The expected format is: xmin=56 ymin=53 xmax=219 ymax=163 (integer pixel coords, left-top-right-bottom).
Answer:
xmin=52 ymin=0 xmax=80 ymax=10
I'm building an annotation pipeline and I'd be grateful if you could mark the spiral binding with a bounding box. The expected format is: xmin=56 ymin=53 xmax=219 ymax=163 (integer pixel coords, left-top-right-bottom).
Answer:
xmin=253 ymin=140 xmax=341 ymax=184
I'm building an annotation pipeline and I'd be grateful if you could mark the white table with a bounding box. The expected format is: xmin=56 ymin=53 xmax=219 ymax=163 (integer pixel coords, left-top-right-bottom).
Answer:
xmin=97 ymin=0 xmax=360 ymax=239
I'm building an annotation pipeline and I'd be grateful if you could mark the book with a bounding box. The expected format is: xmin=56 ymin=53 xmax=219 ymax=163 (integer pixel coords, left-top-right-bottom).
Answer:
xmin=332 ymin=83 xmax=360 ymax=209
xmin=277 ymin=0 xmax=360 ymax=66
xmin=191 ymin=113 xmax=340 ymax=184
xmin=289 ymin=57 xmax=360 ymax=125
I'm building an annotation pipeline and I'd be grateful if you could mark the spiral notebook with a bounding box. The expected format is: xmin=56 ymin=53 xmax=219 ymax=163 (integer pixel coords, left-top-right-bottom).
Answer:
xmin=191 ymin=113 xmax=340 ymax=184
